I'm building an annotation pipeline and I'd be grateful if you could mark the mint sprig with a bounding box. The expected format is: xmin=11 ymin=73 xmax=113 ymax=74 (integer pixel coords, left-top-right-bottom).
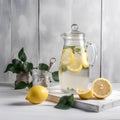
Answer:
xmin=18 ymin=48 xmax=27 ymax=62
xmin=39 ymin=63 xmax=59 ymax=82
xmin=52 ymin=71 xmax=59 ymax=81
xmin=15 ymin=81 xmax=33 ymax=89
xmin=55 ymin=94 xmax=74 ymax=109
xmin=39 ymin=63 xmax=49 ymax=71
xmin=4 ymin=47 xmax=58 ymax=90
xmin=4 ymin=48 xmax=33 ymax=74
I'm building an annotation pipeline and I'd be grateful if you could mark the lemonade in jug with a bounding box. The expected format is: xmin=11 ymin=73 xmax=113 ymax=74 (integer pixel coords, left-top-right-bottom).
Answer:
xmin=59 ymin=24 xmax=96 ymax=92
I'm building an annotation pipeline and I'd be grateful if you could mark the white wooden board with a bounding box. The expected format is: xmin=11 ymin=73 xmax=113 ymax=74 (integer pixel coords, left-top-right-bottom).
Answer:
xmin=48 ymin=87 xmax=120 ymax=112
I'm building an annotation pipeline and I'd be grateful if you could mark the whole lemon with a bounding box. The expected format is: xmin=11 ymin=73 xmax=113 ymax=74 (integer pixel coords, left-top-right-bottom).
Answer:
xmin=26 ymin=85 xmax=48 ymax=104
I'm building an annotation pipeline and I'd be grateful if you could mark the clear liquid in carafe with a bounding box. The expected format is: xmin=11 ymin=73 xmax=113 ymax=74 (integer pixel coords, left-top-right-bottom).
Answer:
xmin=59 ymin=45 xmax=89 ymax=92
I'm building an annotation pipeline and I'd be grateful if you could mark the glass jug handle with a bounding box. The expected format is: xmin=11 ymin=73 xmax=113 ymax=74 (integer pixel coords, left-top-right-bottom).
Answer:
xmin=86 ymin=42 xmax=97 ymax=67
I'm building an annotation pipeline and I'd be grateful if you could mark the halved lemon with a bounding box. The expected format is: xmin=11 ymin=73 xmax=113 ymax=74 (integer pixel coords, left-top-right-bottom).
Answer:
xmin=61 ymin=49 xmax=74 ymax=65
xmin=76 ymin=89 xmax=93 ymax=99
xmin=67 ymin=58 xmax=82 ymax=73
xmin=92 ymin=78 xmax=112 ymax=99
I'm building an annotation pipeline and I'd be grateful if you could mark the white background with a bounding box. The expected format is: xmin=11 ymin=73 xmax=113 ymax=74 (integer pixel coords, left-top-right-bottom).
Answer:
xmin=0 ymin=0 xmax=120 ymax=82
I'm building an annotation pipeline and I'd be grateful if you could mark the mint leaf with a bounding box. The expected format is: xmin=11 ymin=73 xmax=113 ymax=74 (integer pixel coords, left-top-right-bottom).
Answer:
xmin=55 ymin=94 xmax=74 ymax=109
xmin=61 ymin=65 xmax=67 ymax=72
xmin=28 ymin=82 xmax=33 ymax=89
xmin=74 ymin=47 xmax=81 ymax=53
xmin=12 ymin=59 xmax=21 ymax=73
xmin=68 ymin=46 xmax=75 ymax=53
xmin=15 ymin=81 xmax=28 ymax=89
xmin=52 ymin=71 xmax=59 ymax=81
xmin=66 ymin=46 xmax=81 ymax=54
xmin=23 ymin=62 xmax=33 ymax=73
xmin=68 ymin=46 xmax=75 ymax=50
xmin=4 ymin=63 xmax=16 ymax=73
xmin=18 ymin=48 xmax=27 ymax=62
xmin=39 ymin=63 xmax=49 ymax=71
xmin=83 ymin=67 xmax=89 ymax=70
xmin=12 ymin=59 xmax=21 ymax=65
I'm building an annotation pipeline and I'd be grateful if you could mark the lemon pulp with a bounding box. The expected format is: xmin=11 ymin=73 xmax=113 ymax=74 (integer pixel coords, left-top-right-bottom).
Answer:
xmin=92 ymin=78 xmax=112 ymax=99
xmin=67 ymin=58 xmax=83 ymax=73
xmin=76 ymin=89 xmax=93 ymax=99
xmin=61 ymin=49 xmax=74 ymax=65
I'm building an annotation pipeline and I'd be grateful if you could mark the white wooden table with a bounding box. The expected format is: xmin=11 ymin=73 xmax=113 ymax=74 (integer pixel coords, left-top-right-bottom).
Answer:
xmin=0 ymin=83 xmax=120 ymax=120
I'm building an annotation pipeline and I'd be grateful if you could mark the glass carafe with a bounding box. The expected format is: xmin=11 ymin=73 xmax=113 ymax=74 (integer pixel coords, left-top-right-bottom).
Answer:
xmin=59 ymin=24 xmax=97 ymax=92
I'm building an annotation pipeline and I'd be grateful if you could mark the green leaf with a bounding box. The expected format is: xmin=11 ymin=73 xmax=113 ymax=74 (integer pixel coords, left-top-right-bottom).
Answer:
xmin=4 ymin=63 xmax=16 ymax=73
xmin=23 ymin=62 xmax=33 ymax=73
xmin=30 ymin=71 xmax=32 ymax=76
xmin=39 ymin=63 xmax=49 ymax=71
xmin=67 ymin=46 xmax=81 ymax=54
xmin=68 ymin=46 xmax=75 ymax=50
xmin=15 ymin=81 xmax=28 ymax=89
xmin=83 ymin=67 xmax=89 ymax=70
xmin=12 ymin=59 xmax=22 ymax=73
xmin=28 ymin=82 xmax=33 ymax=89
xmin=68 ymin=46 xmax=75 ymax=53
xmin=12 ymin=59 xmax=21 ymax=65
xmin=74 ymin=47 xmax=81 ymax=53
xmin=52 ymin=71 xmax=59 ymax=81
xmin=61 ymin=65 xmax=67 ymax=72
xmin=55 ymin=94 xmax=74 ymax=110
xmin=18 ymin=48 xmax=27 ymax=62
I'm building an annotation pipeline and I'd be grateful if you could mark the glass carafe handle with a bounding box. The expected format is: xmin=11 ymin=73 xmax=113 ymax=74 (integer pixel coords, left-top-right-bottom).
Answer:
xmin=86 ymin=42 xmax=97 ymax=67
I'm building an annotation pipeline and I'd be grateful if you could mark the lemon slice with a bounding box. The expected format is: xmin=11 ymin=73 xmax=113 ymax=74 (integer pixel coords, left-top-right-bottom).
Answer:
xmin=59 ymin=65 xmax=62 ymax=74
xmin=92 ymin=78 xmax=112 ymax=99
xmin=76 ymin=89 xmax=93 ymax=99
xmin=61 ymin=49 xmax=74 ymax=65
xmin=67 ymin=58 xmax=82 ymax=73
xmin=80 ymin=51 xmax=89 ymax=68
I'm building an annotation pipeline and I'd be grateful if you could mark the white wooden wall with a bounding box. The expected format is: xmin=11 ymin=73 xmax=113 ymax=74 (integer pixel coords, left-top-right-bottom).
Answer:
xmin=40 ymin=0 xmax=101 ymax=81
xmin=0 ymin=0 xmax=11 ymax=82
xmin=102 ymin=0 xmax=120 ymax=82
xmin=0 ymin=0 xmax=120 ymax=83
xmin=0 ymin=0 xmax=38 ymax=82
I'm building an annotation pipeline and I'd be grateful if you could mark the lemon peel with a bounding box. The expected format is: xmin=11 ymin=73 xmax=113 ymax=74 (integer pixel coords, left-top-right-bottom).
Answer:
xmin=80 ymin=52 xmax=89 ymax=68
xmin=76 ymin=89 xmax=93 ymax=99
xmin=92 ymin=78 xmax=112 ymax=99
xmin=26 ymin=85 xmax=48 ymax=104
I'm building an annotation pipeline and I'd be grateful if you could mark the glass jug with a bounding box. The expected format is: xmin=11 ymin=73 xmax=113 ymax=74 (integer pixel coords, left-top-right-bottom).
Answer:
xmin=59 ymin=24 xmax=97 ymax=92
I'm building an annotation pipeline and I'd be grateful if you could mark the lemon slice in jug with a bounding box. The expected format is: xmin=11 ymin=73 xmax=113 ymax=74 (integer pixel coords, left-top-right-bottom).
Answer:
xmin=61 ymin=49 xmax=74 ymax=65
xmin=80 ymin=50 xmax=89 ymax=68
xmin=67 ymin=58 xmax=82 ymax=73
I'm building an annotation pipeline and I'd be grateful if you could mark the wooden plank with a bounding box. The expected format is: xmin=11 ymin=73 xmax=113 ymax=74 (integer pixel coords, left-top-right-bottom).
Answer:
xmin=0 ymin=0 xmax=11 ymax=82
xmin=11 ymin=0 xmax=38 ymax=66
xmin=39 ymin=0 xmax=73 ymax=70
xmin=39 ymin=0 xmax=101 ymax=81
xmin=47 ymin=87 xmax=120 ymax=112
xmin=71 ymin=0 xmax=101 ymax=81
xmin=102 ymin=0 xmax=120 ymax=82
xmin=10 ymin=0 xmax=38 ymax=82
